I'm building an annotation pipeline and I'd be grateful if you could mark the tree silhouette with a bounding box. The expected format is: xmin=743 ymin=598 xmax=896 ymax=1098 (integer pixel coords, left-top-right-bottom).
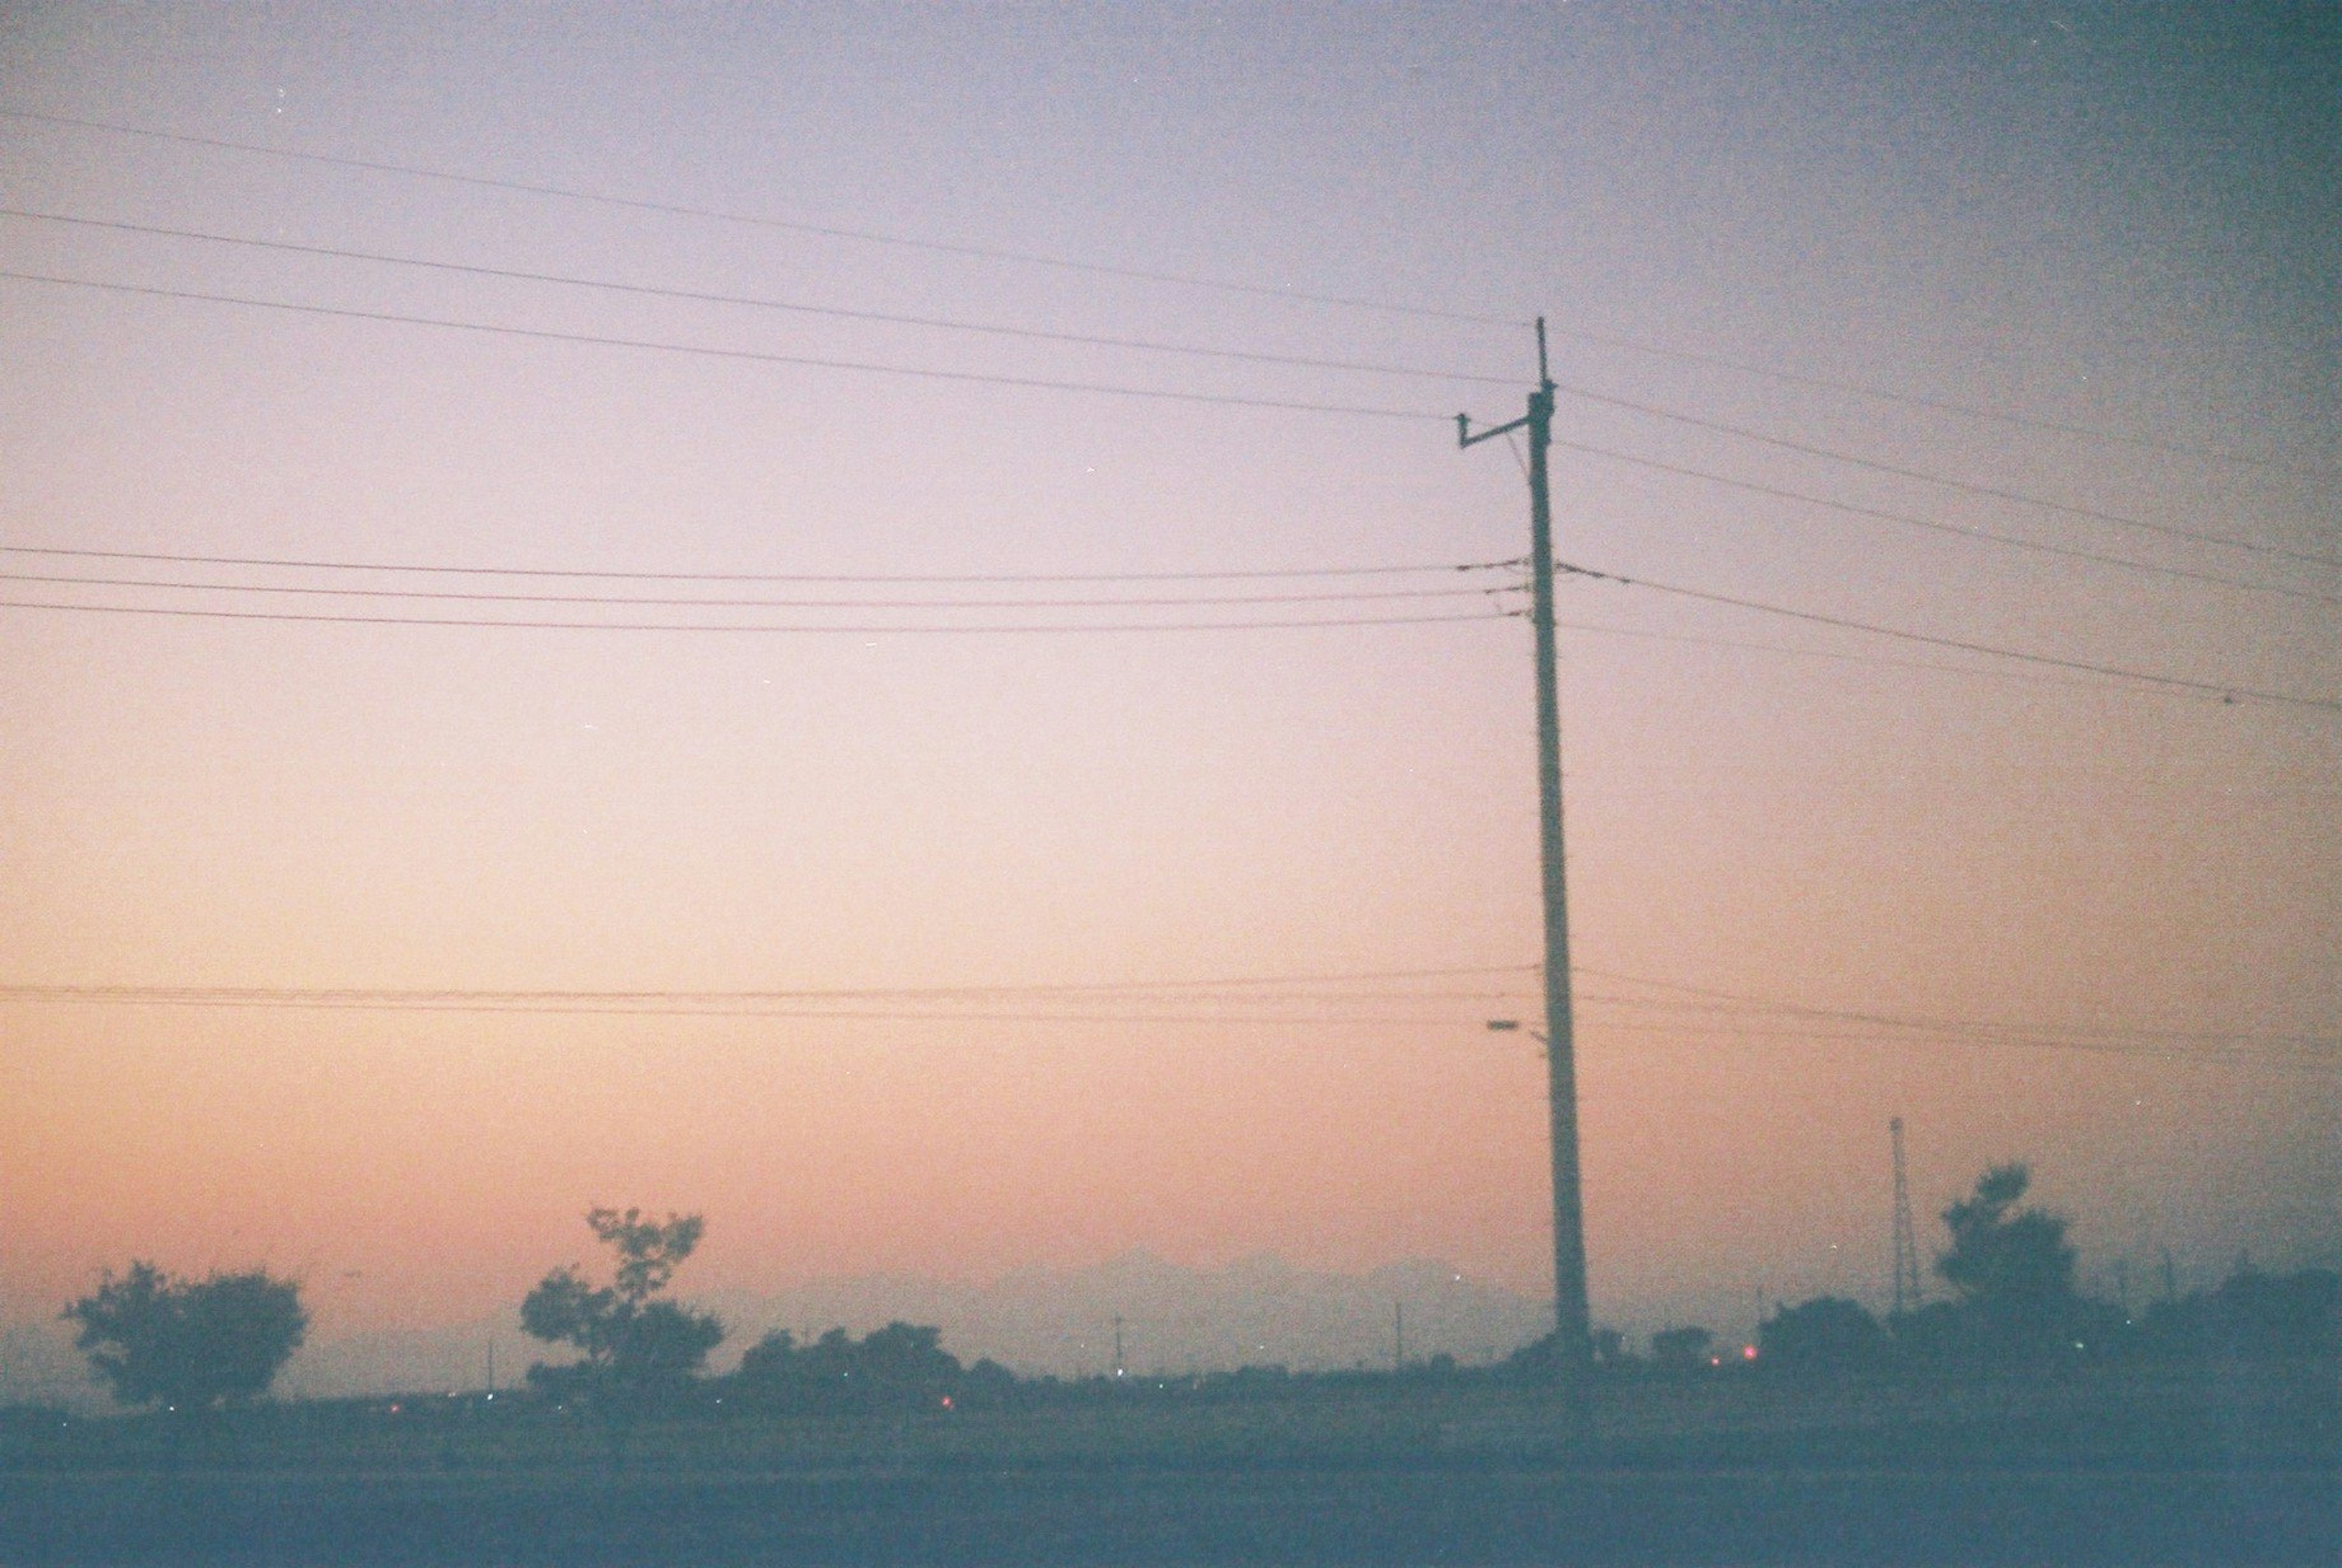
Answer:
xmin=1936 ymin=1163 xmax=2078 ymax=1355
xmin=734 ymin=1321 xmax=965 ymax=1413
xmin=521 ymin=1208 xmax=723 ymax=1449
xmin=1759 ymin=1297 xmax=1884 ymax=1369
xmin=62 ymin=1262 xmax=307 ymax=1411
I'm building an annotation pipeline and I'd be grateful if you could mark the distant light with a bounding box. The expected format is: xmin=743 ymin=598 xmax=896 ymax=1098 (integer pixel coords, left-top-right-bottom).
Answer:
xmin=940 ymin=1396 xmax=953 ymax=1409
xmin=1742 ymin=1345 xmax=1757 ymax=1360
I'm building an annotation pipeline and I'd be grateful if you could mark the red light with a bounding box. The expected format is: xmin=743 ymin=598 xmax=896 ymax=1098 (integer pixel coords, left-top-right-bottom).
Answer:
xmin=1743 ymin=1345 xmax=1758 ymax=1360
xmin=940 ymin=1396 xmax=953 ymax=1409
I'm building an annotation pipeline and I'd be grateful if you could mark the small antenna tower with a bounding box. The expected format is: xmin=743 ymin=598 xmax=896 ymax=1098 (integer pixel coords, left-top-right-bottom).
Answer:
xmin=1890 ymin=1117 xmax=1923 ymax=1315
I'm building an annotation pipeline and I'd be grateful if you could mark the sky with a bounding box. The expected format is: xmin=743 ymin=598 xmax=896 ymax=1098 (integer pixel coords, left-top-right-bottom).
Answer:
xmin=1 ymin=2 xmax=2335 ymax=1380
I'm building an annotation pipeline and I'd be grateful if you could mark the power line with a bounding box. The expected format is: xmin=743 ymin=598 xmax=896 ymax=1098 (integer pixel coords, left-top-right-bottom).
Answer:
xmin=0 ymin=998 xmax=1504 ymax=1026
xmin=0 ymin=962 xmax=1540 ymax=1003
xmin=8 ymin=109 xmax=2323 ymax=477
xmin=3 ymin=551 xmax=2312 ymax=712
xmin=0 ymin=205 xmax=1529 ymax=387
xmin=1576 ymin=970 xmax=2337 ymax=1050
xmin=0 ymin=268 xmax=1449 ymax=421
xmin=0 ymin=568 xmax=1524 ymax=611
xmin=0 ymin=542 xmax=1519 ymax=585
xmin=1549 ymin=615 xmax=2233 ymax=702
xmin=0 ymin=565 xmax=2304 ymax=708
xmin=1554 ymin=323 xmax=2337 ymax=479
xmin=1547 ymin=384 xmax=2342 ymax=572
xmin=9 ymin=978 xmax=2326 ymax=1069
xmin=9 ymin=254 xmax=2329 ymax=589
xmin=0 ymin=551 xmax=2288 ymax=699
xmin=0 ymin=596 xmax=1517 ymax=634
xmin=7 ymin=256 xmax=2323 ymax=592
xmin=0 ymin=592 xmax=2286 ymax=707
xmin=1545 ymin=437 xmax=2338 ymax=604
xmin=1552 ymin=560 xmax=2341 ymax=713
xmin=1572 ymin=1018 xmax=2338 ymax=1074
xmin=0 ymin=107 xmax=1522 ymax=329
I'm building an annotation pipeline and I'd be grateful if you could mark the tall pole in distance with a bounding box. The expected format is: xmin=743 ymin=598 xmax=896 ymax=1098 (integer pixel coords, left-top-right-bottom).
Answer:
xmin=1891 ymin=1116 xmax=1922 ymax=1317
xmin=1459 ymin=319 xmax=1591 ymax=1392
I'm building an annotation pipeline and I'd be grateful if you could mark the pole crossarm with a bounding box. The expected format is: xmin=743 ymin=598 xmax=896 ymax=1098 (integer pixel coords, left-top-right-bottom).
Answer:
xmin=1457 ymin=412 xmax=1533 ymax=448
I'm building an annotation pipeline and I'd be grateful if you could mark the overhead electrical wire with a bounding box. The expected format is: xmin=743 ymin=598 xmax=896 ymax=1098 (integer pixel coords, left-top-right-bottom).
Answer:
xmin=4 ymin=261 xmax=2327 ymax=592
xmin=9 ymin=964 xmax=2317 ymax=1053
xmin=1544 ymin=435 xmax=2337 ymax=604
xmin=1551 ymin=560 xmax=2341 ymax=713
xmin=1 ymin=545 xmax=2316 ymax=712
xmin=0 ymin=542 xmax=1521 ymax=585
xmin=1570 ymin=1018 xmax=2337 ymax=1075
xmin=4 ymin=237 xmax=2326 ymax=585
xmin=1576 ymin=967 xmax=2337 ymax=1050
xmin=0 ymin=268 xmax=1448 ymax=421
xmin=0 ymin=553 xmax=2241 ymax=699
xmin=1544 ymin=383 xmax=2342 ymax=571
xmin=1547 ymin=617 xmax=2237 ymax=702
xmin=0 ymin=962 xmax=1540 ymax=1002
xmin=0 ymin=568 xmax=1522 ymax=612
xmin=0 ymin=107 xmax=1521 ymax=328
xmin=5 ymin=973 xmax=2326 ymax=1070
xmin=10 ymin=196 xmax=2325 ymax=579
xmin=0 ymin=205 xmax=1526 ymax=387
xmin=0 ymin=593 xmax=2258 ymax=703
xmin=0 ymin=597 xmax=1517 ymax=634
xmin=6 ymin=106 xmax=2327 ymax=478
xmin=1553 ymin=321 xmax=2337 ymax=479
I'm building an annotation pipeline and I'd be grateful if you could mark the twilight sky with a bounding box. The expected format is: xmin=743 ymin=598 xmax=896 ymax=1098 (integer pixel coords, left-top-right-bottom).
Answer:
xmin=2 ymin=2 xmax=2335 ymax=1364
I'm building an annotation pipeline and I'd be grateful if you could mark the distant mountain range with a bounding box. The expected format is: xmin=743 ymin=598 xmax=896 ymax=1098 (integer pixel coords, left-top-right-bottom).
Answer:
xmin=7 ymin=1253 xmax=1552 ymax=1408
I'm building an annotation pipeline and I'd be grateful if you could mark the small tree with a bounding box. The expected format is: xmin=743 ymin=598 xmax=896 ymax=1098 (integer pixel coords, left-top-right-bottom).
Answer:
xmin=1936 ymin=1164 xmax=2078 ymax=1356
xmin=63 ymin=1262 xmax=307 ymax=1411
xmin=521 ymin=1208 xmax=723 ymax=1449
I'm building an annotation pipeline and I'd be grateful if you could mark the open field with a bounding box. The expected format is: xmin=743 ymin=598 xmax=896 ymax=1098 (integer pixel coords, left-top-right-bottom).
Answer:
xmin=4 ymin=1364 xmax=2333 ymax=1564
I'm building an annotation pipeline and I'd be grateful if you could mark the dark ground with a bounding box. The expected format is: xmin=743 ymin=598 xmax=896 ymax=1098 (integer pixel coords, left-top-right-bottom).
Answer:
xmin=3 ymin=1364 xmax=2333 ymax=1564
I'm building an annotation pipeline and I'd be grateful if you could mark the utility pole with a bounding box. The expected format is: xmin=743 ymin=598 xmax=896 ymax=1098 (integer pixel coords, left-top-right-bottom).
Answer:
xmin=1459 ymin=318 xmax=1591 ymax=1392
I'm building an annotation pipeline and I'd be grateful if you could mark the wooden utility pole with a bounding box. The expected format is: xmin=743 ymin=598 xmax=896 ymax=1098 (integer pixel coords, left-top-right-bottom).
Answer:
xmin=1459 ymin=318 xmax=1591 ymax=1391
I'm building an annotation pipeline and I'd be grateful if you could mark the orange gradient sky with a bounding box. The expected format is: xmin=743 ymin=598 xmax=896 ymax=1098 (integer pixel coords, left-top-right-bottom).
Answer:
xmin=2 ymin=4 xmax=2335 ymax=1357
